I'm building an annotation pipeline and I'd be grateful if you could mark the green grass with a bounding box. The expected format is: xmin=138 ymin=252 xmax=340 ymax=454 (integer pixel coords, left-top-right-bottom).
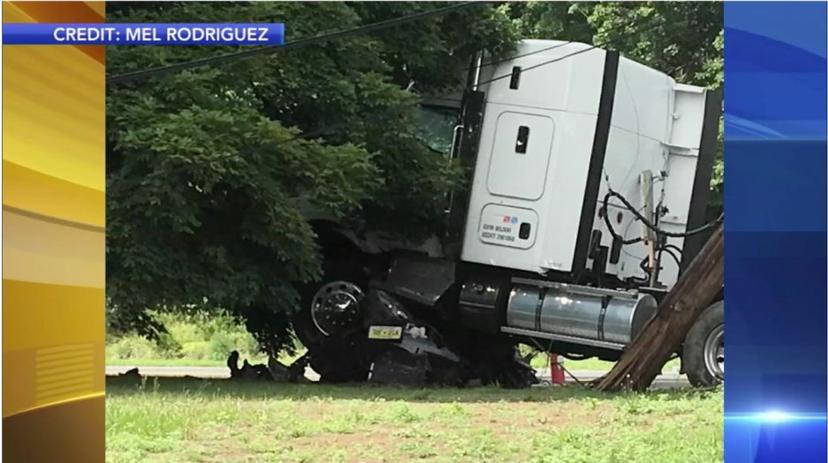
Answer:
xmin=106 ymin=377 xmax=722 ymax=463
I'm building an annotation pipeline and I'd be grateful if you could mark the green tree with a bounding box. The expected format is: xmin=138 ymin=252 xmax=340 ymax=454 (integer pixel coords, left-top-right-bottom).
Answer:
xmin=586 ymin=2 xmax=723 ymax=86
xmin=510 ymin=2 xmax=594 ymax=43
xmin=106 ymin=2 xmax=516 ymax=352
xmin=511 ymin=2 xmax=723 ymax=86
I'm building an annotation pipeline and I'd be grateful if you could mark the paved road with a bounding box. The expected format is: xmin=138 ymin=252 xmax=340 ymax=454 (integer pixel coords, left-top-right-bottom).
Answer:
xmin=106 ymin=365 xmax=690 ymax=389
xmin=534 ymin=368 xmax=689 ymax=390
xmin=108 ymin=365 xmax=230 ymax=379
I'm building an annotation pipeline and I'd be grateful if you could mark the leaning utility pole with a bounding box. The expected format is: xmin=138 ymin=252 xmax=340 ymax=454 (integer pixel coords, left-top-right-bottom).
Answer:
xmin=595 ymin=225 xmax=724 ymax=392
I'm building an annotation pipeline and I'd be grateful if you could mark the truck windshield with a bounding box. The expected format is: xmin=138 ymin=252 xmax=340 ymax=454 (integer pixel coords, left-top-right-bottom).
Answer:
xmin=415 ymin=105 xmax=460 ymax=155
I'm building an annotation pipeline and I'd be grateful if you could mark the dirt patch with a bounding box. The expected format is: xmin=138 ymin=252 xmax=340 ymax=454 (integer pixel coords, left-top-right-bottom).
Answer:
xmin=278 ymin=400 xmax=613 ymax=461
xmin=285 ymin=428 xmax=414 ymax=463
xmin=462 ymin=400 xmax=611 ymax=440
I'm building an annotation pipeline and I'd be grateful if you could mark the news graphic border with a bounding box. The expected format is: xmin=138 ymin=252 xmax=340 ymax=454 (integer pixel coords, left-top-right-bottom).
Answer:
xmin=3 ymin=2 xmax=105 ymax=462
xmin=723 ymin=2 xmax=827 ymax=461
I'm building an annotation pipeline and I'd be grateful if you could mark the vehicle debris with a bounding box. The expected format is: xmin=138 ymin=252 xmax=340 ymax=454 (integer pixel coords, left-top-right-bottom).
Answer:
xmin=226 ymin=350 xmax=307 ymax=382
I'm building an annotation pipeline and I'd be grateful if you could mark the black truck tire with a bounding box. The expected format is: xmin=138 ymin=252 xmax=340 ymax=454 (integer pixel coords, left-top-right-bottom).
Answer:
xmin=682 ymin=300 xmax=724 ymax=387
xmin=293 ymin=259 xmax=370 ymax=382
xmin=294 ymin=259 xmax=366 ymax=348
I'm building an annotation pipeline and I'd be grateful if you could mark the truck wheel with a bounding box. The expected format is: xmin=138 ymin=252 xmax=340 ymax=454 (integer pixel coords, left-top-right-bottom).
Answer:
xmin=682 ymin=301 xmax=724 ymax=387
xmin=293 ymin=260 xmax=366 ymax=348
xmin=293 ymin=259 xmax=370 ymax=382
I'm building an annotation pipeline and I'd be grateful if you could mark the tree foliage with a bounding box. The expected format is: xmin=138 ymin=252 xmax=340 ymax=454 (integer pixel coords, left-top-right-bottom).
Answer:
xmin=511 ymin=2 xmax=723 ymax=87
xmin=106 ymin=2 xmax=517 ymax=352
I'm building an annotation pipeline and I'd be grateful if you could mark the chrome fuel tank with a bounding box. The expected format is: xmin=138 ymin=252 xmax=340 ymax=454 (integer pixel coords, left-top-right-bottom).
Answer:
xmin=506 ymin=278 xmax=657 ymax=347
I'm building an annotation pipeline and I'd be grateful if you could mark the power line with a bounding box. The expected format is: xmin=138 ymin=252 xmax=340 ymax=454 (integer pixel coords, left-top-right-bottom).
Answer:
xmin=475 ymin=16 xmax=698 ymax=88
xmin=476 ymin=44 xmax=600 ymax=87
xmin=107 ymin=2 xmax=482 ymax=85
xmin=465 ymin=41 xmax=574 ymax=72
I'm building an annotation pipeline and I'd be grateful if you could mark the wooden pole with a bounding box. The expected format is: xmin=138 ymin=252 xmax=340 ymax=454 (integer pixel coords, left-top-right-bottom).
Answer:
xmin=595 ymin=224 xmax=723 ymax=392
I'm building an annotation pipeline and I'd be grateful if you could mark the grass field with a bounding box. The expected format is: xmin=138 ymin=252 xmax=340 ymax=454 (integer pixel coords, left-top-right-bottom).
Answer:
xmin=106 ymin=377 xmax=722 ymax=463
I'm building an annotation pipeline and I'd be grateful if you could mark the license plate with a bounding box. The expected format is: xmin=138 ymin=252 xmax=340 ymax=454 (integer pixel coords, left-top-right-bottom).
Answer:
xmin=368 ymin=325 xmax=402 ymax=340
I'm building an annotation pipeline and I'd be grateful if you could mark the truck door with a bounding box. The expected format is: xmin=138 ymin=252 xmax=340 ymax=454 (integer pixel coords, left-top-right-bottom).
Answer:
xmin=471 ymin=111 xmax=554 ymax=253
xmin=486 ymin=112 xmax=555 ymax=201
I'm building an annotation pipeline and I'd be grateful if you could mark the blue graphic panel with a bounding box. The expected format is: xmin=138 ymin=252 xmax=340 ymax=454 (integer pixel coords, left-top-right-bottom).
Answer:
xmin=724 ymin=2 xmax=827 ymax=462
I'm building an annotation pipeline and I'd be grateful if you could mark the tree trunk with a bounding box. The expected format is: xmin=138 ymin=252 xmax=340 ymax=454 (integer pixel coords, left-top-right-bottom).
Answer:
xmin=595 ymin=224 xmax=723 ymax=392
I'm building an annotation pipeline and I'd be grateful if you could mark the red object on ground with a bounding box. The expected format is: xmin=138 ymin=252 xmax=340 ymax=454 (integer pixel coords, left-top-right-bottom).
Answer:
xmin=549 ymin=353 xmax=565 ymax=385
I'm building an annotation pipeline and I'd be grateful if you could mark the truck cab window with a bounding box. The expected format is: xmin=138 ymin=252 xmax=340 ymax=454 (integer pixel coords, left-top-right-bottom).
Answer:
xmin=415 ymin=105 xmax=460 ymax=155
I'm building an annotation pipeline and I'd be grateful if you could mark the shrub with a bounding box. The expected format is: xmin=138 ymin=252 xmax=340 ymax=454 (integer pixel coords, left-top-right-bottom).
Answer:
xmin=106 ymin=309 xmax=264 ymax=362
xmin=109 ymin=335 xmax=160 ymax=360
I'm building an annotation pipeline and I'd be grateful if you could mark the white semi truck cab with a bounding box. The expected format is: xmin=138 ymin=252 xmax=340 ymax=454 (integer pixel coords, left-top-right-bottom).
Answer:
xmin=294 ymin=40 xmax=723 ymax=388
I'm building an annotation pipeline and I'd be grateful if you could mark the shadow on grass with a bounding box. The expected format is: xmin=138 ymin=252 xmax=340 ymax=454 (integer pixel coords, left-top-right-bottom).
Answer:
xmin=106 ymin=375 xmax=712 ymax=404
